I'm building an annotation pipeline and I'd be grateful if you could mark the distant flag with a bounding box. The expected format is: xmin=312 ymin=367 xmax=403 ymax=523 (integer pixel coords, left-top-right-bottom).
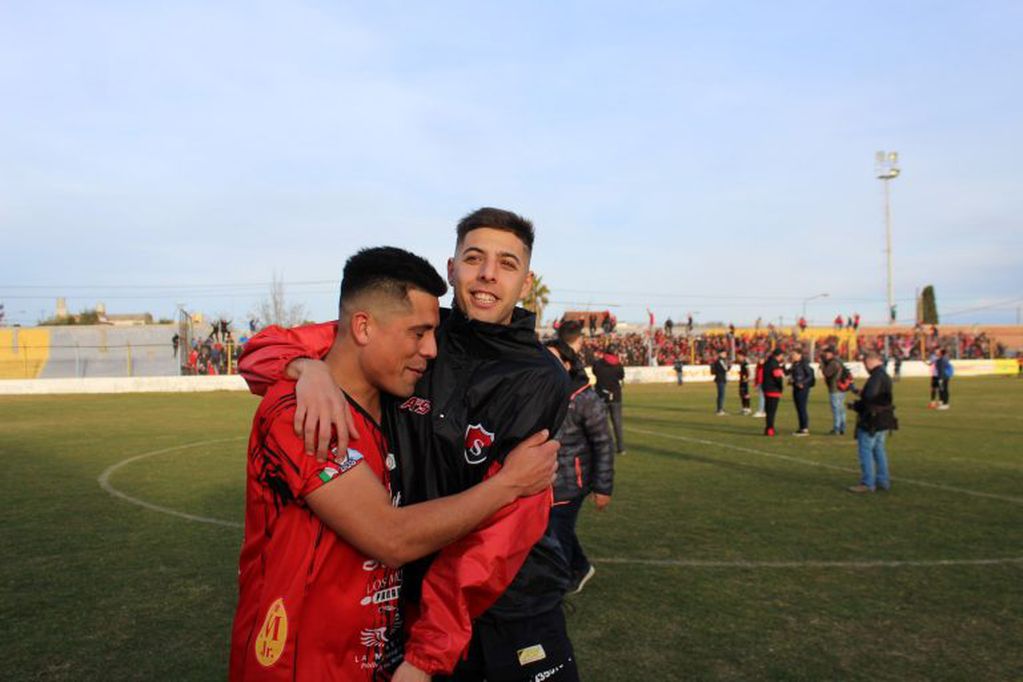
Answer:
xmin=647 ymin=309 xmax=655 ymax=327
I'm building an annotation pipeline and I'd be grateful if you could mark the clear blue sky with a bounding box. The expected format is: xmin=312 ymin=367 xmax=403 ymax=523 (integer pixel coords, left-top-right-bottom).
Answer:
xmin=2 ymin=1 xmax=1021 ymax=327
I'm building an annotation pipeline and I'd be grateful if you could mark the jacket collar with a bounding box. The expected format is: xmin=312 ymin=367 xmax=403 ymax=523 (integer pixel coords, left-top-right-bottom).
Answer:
xmin=440 ymin=304 xmax=541 ymax=359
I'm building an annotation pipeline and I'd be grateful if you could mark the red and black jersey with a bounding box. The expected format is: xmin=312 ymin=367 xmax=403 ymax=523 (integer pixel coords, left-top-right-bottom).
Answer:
xmin=230 ymin=381 xmax=403 ymax=681
xmin=238 ymin=306 xmax=571 ymax=676
xmin=738 ymin=360 xmax=750 ymax=384
xmin=762 ymin=356 xmax=785 ymax=397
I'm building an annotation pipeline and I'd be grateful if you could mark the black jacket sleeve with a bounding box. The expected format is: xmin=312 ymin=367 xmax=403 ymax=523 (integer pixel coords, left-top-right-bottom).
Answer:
xmin=581 ymin=392 xmax=615 ymax=496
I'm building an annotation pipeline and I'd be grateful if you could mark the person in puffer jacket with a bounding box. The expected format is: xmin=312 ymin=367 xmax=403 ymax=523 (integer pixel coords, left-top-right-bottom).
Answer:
xmin=543 ymin=339 xmax=615 ymax=595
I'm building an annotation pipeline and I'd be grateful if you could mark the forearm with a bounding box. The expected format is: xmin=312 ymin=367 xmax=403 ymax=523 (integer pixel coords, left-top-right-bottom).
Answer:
xmin=386 ymin=474 xmax=521 ymax=565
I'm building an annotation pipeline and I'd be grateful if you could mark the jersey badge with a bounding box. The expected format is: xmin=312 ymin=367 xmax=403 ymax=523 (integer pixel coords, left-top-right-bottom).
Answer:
xmin=254 ymin=598 xmax=288 ymax=667
xmin=464 ymin=423 xmax=495 ymax=465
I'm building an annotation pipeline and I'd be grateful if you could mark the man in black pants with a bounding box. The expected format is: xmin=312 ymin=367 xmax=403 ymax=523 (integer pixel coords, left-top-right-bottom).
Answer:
xmin=736 ymin=350 xmax=751 ymax=415
xmin=711 ymin=349 xmax=729 ymax=415
xmin=935 ymin=348 xmax=952 ymax=410
xmin=762 ymin=347 xmax=785 ymax=436
xmin=788 ymin=347 xmax=814 ymax=436
xmin=592 ymin=341 xmax=626 ymax=455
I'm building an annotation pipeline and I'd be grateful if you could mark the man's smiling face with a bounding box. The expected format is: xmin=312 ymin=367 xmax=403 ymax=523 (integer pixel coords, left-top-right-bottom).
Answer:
xmin=447 ymin=227 xmax=533 ymax=326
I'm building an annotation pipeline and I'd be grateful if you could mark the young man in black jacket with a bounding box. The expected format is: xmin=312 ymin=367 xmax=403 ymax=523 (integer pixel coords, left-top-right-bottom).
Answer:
xmin=545 ymin=340 xmax=614 ymax=596
xmin=711 ymin=349 xmax=729 ymax=415
xmin=787 ymin=347 xmax=814 ymax=436
xmin=238 ymin=208 xmax=577 ymax=681
xmin=592 ymin=343 xmax=626 ymax=455
xmin=761 ymin=347 xmax=785 ymax=436
xmin=848 ymin=351 xmax=896 ymax=493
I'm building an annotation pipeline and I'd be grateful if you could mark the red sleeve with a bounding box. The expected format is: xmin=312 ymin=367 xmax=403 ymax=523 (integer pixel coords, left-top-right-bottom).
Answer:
xmin=258 ymin=383 xmax=366 ymax=500
xmin=238 ymin=321 xmax=338 ymax=396
xmin=772 ymin=368 xmax=784 ymax=378
xmin=402 ymin=481 xmax=551 ymax=675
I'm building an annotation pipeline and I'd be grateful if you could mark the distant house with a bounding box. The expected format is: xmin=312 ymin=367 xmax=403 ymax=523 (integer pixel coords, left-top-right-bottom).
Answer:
xmin=101 ymin=313 xmax=154 ymax=326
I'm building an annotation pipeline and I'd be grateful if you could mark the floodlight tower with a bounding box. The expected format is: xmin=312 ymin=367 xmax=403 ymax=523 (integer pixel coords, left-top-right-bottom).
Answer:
xmin=875 ymin=151 xmax=900 ymax=324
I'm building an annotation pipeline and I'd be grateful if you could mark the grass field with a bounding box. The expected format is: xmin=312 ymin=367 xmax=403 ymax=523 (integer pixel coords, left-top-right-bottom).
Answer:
xmin=2 ymin=377 xmax=1022 ymax=680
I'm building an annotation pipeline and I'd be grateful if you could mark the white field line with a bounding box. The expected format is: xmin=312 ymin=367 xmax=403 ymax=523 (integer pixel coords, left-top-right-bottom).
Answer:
xmin=593 ymin=557 xmax=1023 ymax=568
xmin=626 ymin=425 xmax=1023 ymax=506
xmin=97 ymin=438 xmax=245 ymax=529
xmin=99 ymin=433 xmax=1023 ymax=569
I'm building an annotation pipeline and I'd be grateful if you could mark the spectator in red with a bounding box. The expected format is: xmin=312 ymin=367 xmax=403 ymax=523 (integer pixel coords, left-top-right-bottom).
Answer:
xmin=762 ymin=348 xmax=785 ymax=436
xmin=834 ymin=314 xmax=844 ymax=330
xmin=798 ymin=316 xmax=807 ymax=332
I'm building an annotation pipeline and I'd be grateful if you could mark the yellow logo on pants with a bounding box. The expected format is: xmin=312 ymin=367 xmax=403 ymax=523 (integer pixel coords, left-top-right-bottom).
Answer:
xmin=254 ymin=598 xmax=288 ymax=667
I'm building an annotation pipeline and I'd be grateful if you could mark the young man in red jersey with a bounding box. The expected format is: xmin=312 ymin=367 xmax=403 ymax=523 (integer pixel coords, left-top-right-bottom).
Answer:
xmin=239 ymin=209 xmax=578 ymax=681
xmin=230 ymin=247 xmax=559 ymax=681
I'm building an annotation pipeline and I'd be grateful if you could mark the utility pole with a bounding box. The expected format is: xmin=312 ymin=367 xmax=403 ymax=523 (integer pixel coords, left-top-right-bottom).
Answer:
xmin=876 ymin=151 xmax=900 ymax=324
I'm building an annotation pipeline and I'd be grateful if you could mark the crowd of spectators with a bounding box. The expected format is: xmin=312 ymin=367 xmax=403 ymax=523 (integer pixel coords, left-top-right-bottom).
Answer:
xmin=568 ymin=324 xmax=1006 ymax=367
xmin=181 ymin=320 xmax=244 ymax=375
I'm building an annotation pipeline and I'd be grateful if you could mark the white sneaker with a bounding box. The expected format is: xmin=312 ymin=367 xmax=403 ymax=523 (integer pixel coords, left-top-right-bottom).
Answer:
xmin=716 ymin=410 xmax=727 ymax=416
xmin=937 ymin=404 xmax=950 ymax=410
xmin=753 ymin=411 xmax=766 ymax=418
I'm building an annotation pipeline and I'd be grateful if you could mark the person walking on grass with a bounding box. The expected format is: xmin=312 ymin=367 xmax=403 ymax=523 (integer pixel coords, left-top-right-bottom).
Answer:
xmin=848 ymin=351 xmax=898 ymax=493
xmin=711 ymin=349 xmax=729 ymax=415
xmin=545 ymin=340 xmax=615 ymax=596
xmin=787 ymin=347 xmax=814 ymax=436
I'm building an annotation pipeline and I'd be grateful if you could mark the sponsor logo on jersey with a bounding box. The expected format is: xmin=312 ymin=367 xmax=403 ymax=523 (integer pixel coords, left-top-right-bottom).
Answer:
xmin=399 ymin=396 xmax=431 ymax=415
xmin=517 ymin=643 xmax=547 ymax=666
xmin=360 ymin=585 xmax=400 ymax=607
xmin=464 ymin=423 xmax=495 ymax=465
xmin=385 ymin=453 xmax=397 ymax=471
xmin=254 ymin=598 xmax=288 ymax=667
xmin=533 ymin=663 xmax=565 ymax=681
xmin=360 ymin=627 xmax=389 ymax=648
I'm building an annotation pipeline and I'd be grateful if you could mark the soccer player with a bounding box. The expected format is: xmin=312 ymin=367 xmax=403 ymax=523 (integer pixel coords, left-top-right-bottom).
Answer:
xmin=736 ymin=350 xmax=751 ymax=415
xmin=238 ymin=208 xmax=579 ymax=681
xmin=230 ymin=247 xmax=559 ymax=681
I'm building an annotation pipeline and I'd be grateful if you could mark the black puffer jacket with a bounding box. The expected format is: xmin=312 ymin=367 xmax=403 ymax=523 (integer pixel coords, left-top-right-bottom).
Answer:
xmin=553 ymin=382 xmax=615 ymax=502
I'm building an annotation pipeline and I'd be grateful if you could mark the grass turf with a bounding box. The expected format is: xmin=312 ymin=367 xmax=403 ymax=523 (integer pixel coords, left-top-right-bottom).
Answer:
xmin=1 ymin=377 xmax=1021 ymax=680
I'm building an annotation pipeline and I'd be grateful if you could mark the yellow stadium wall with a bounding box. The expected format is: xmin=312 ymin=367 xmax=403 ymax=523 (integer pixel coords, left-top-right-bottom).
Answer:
xmin=0 ymin=329 xmax=51 ymax=379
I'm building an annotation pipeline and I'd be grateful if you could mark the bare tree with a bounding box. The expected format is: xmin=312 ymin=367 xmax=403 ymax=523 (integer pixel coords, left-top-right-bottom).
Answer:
xmin=253 ymin=272 xmax=307 ymax=329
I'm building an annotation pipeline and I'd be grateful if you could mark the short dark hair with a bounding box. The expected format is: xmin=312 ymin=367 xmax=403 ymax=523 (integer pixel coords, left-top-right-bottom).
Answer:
xmin=558 ymin=320 xmax=583 ymax=345
xmin=339 ymin=246 xmax=446 ymax=317
xmin=772 ymin=347 xmax=785 ymax=356
xmin=456 ymin=207 xmax=535 ymax=252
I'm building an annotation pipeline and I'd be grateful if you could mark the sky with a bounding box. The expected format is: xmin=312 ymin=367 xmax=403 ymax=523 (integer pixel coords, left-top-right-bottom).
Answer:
xmin=2 ymin=1 xmax=1021 ymax=328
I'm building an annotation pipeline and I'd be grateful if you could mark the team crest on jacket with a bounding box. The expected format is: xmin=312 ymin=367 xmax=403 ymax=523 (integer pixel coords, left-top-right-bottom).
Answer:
xmin=464 ymin=423 xmax=495 ymax=465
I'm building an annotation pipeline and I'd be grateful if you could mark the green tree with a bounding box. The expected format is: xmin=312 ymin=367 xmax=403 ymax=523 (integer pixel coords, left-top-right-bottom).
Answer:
xmin=521 ymin=274 xmax=550 ymax=328
xmin=920 ymin=285 xmax=939 ymax=324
